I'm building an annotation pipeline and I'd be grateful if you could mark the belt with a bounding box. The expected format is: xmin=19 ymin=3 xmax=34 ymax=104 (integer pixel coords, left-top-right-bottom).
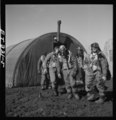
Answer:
xmin=63 ymin=69 xmax=68 ymax=70
xmin=49 ymin=66 xmax=56 ymax=68
xmin=62 ymin=68 xmax=70 ymax=70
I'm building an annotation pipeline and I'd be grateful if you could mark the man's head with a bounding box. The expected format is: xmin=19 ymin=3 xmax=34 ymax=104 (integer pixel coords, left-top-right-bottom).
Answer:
xmin=59 ymin=45 xmax=66 ymax=54
xmin=91 ymin=42 xmax=101 ymax=53
xmin=54 ymin=46 xmax=59 ymax=54
xmin=77 ymin=47 xmax=83 ymax=55
xmin=53 ymin=36 xmax=58 ymax=43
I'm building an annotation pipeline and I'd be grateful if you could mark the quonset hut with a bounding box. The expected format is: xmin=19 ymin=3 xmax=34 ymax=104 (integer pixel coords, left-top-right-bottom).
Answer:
xmin=6 ymin=21 xmax=87 ymax=88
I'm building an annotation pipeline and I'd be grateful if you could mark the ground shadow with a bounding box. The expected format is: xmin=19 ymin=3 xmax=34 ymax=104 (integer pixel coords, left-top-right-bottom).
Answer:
xmin=79 ymin=90 xmax=87 ymax=99
xmin=57 ymin=72 xmax=65 ymax=86
xmin=104 ymin=90 xmax=113 ymax=102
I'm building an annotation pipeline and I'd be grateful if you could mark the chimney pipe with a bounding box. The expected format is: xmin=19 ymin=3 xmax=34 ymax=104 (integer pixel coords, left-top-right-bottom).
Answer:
xmin=57 ymin=20 xmax=61 ymax=42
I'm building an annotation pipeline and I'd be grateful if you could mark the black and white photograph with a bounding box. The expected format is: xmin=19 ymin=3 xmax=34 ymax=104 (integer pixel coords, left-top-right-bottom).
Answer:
xmin=4 ymin=4 xmax=113 ymax=117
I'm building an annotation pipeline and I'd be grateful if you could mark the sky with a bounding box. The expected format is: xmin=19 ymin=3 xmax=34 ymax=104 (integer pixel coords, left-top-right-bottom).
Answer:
xmin=5 ymin=5 xmax=113 ymax=53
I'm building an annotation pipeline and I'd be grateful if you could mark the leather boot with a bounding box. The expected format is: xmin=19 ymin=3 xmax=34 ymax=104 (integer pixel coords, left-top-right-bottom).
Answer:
xmin=87 ymin=94 xmax=96 ymax=101
xmin=95 ymin=95 xmax=105 ymax=104
xmin=41 ymin=85 xmax=46 ymax=90
xmin=53 ymin=87 xmax=59 ymax=96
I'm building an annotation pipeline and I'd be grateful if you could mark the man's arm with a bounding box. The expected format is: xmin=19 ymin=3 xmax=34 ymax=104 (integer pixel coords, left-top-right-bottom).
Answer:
xmin=56 ymin=58 xmax=61 ymax=74
xmin=37 ymin=58 xmax=42 ymax=73
xmin=100 ymin=57 xmax=108 ymax=79
xmin=71 ymin=55 xmax=78 ymax=76
xmin=56 ymin=58 xmax=61 ymax=78
xmin=43 ymin=52 xmax=53 ymax=69
xmin=99 ymin=52 xmax=108 ymax=80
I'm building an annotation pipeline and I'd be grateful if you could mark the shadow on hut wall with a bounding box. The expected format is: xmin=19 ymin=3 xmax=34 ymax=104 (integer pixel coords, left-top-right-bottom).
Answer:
xmin=14 ymin=51 xmax=34 ymax=87
xmin=53 ymin=35 xmax=75 ymax=52
xmin=13 ymin=35 xmax=53 ymax=87
xmin=62 ymin=36 xmax=73 ymax=50
xmin=63 ymin=36 xmax=79 ymax=56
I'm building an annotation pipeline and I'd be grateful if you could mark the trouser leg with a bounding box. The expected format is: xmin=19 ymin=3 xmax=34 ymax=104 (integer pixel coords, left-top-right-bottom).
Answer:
xmin=49 ymin=68 xmax=56 ymax=89
xmin=94 ymin=71 xmax=106 ymax=103
xmin=70 ymin=71 xmax=80 ymax=100
xmin=76 ymin=68 xmax=85 ymax=92
xmin=85 ymin=71 xmax=97 ymax=101
xmin=62 ymin=70 xmax=73 ymax=99
xmin=45 ymin=73 xmax=50 ymax=89
xmin=40 ymin=73 xmax=46 ymax=89
xmin=63 ymin=70 xmax=71 ymax=93
xmin=95 ymin=72 xmax=105 ymax=96
xmin=69 ymin=71 xmax=76 ymax=93
xmin=85 ymin=72 xmax=94 ymax=93
xmin=49 ymin=68 xmax=58 ymax=96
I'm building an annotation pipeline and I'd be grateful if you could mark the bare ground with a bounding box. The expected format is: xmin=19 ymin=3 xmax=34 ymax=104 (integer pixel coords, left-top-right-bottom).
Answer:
xmin=5 ymin=79 xmax=113 ymax=117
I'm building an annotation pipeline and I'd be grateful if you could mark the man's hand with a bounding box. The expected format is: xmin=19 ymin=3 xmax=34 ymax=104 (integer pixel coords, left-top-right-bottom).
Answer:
xmin=102 ymin=76 xmax=106 ymax=81
xmin=43 ymin=68 xmax=47 ymax=74
xmin=58 ymin=73 xmax=61 ymax=79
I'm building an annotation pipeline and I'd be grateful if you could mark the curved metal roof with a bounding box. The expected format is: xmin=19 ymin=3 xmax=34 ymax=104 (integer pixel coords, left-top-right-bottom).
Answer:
xmin=6 ymin=44 xmax=16 ymax=55
xmin=6 ymin=39 xmax=34 ymax=87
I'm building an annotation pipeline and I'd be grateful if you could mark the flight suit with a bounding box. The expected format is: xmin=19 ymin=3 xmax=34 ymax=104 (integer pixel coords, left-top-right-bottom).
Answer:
xmin=76 ymin=55 xmax=85 ymax=90
xmin=37 ymin=55 xmax=49 ymax=89
xmin=60 ymin=51 xmax=79 ymax=99
xmin=85 ymin=52 xmax=109 ymax=101
xmin=43 ymin=52 xmax=61 ymax=95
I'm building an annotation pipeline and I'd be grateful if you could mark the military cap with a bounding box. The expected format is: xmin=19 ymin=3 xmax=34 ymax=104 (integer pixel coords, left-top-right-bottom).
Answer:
xmin=91 ymin=42 xmax=100 ymax=48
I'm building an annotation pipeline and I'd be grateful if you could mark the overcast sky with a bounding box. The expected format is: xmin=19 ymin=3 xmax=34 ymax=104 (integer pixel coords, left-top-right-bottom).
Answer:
xmin=5 ymin=4 xmax=113 ymax=53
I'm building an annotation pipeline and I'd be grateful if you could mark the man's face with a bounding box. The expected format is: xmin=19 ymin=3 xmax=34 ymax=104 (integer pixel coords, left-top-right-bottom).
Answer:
xmin=60 ymin=48 xmax=66 ymax=55
xmin=54 ymin=48 xmax=59 ymax=54
xmin=91 ymin=47 xmax=97 ymax=53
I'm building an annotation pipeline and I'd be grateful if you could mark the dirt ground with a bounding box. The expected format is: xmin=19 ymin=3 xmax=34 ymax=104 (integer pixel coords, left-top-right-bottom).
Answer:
xmin=5 ymin=79 xmax=113 ymax=117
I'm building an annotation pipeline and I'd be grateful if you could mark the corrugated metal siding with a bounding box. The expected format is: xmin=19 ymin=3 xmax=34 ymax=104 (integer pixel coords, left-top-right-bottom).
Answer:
xmin=6 ymin=39 xmax=34 ymax=88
